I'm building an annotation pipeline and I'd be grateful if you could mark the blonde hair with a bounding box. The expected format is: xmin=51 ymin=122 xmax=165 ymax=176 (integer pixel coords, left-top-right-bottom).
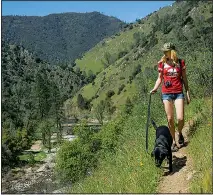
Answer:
xmin=159 ymin=50 xmax=178 ymax=65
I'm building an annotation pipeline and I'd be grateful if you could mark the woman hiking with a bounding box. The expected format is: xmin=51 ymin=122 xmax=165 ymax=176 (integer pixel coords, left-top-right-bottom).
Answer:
xmin=150 ymin=42 xmax=190 ymax=152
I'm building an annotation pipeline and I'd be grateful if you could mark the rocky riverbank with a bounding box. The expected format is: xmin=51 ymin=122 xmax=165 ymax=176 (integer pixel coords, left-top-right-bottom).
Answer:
xmin=1 ymin=135 xmax=76 ymax=194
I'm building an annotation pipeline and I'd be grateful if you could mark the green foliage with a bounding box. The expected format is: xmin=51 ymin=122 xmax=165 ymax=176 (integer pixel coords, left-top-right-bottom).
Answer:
xmin=106 ymin=90 xmax=115 ymax=98
xmin=37 ymin=119 xmax=55 ymax=153
xmin=55 ymin=116 xmax=126 ymax=184
xmin=1 ymin=41 xmax=88 ymax=165
xmin=118 ymin=50 xmax=128 ymax=59
xmin=69 ymin=101 xmax=162 ymax=193
xmin=77 ymin=94 xmax=90 ymax=110
xmin=2 ymin=126 xmax=32 ymax=166
xmin=132 ymin=64 xmax=142 ymax=78
xmin=55 ymin=139 xmax=97 ymax=183
xmin=103 ymin=52 xmax=113 ymax=67
xmin=117 ymin=84 xmax=125 ymax=95
xmin=124 ymin=97 xmax=134 ymax=115
xmin=98 ymin=117 xmax=125 ymax=155
xmin=87 ymin=70 xmax=96 ymax=83
xmin=18 ymin=151 xmax=47 ymax=163
xmin=94 ymin=100 xmax=105 ymax=125
xmin=133 ymin=32 xmax=147 ymax=47
xmin=34 ymin=151 xmax=47 ymax=161
xmin=104 ymin=97 xmax=116 ymax=117
xmin=187 ymin=99 xmax=212 ymax=193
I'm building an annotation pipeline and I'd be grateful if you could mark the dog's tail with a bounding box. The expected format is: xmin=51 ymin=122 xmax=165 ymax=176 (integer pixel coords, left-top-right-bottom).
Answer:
xmin=151 ymin=119 xmax=158 ymax=130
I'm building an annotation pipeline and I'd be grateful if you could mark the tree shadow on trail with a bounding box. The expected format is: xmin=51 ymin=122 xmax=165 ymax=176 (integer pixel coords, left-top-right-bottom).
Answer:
xmin=161 ymin=156 xmax=187 ymax=176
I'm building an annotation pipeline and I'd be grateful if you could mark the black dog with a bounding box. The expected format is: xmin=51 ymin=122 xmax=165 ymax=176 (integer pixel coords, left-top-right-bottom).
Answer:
xmin=151 ymin=120 xmax=173 ymax=172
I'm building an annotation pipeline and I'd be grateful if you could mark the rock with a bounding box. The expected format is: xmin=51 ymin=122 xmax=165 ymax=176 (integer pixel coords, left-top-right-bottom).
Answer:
xmin=186 ymin=170 xmax=197 ymax=181
xmin=51 ymin=148 xmax=57 ymax=153
xmin=25 ymin=167 xmax=32 ymax=173
xmin=36 ymin=164 xmax=47 ymax=172
xmin=48 ymin=163 xmax=55 ymax=169
xmin=11 ymin=167 xmax=21 ymax=173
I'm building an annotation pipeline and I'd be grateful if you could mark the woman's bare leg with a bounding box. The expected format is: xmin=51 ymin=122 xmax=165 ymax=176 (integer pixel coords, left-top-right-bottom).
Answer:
xmin=163 ymin=100 xmax=176 ymax=144
xmin=174 ymin=98 xmax=184 ymax=134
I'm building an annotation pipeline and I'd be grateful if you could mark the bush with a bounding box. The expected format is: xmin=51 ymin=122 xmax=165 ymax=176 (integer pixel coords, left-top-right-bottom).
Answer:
xmin=132 ymin=64 xmax=142 ymax=78
xmin=117 ymin=84 xmax=125 ymax=95
xmin=125 ymin=57 xmax=129 ymax=61
xmin=120 ymin=76 xmax=125 ymax=80
xmin=129 ymin=24 xmax=133 ymax=29
xmin=94 ymin=100 xmax=105 ymax=125
xmin=98 ymin=117 xmax=125 ymax=154
xmin=55 ymin=117 xmax=125 ymax=184
xmin=129 ymin=75 xmax=133 ymax=82
xmin=55 ymin=139 xmax=97 ymax=183
xmin=106 ymin=90 xmax=115 ymax=98
xmin=77 ymin=94 xmax=90 ymax=110
xmin=124 ymin=97 xmax=134 ymax=114
xmin=100 ymin=82 xmax=104 ymax=87
xmin=118 ymin=50 xmax=128 ymax=59
xmin=104 ymin=97 xmax=116 ymax=116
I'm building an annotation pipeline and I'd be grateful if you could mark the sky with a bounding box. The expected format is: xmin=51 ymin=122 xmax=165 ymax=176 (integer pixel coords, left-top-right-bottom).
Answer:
xmin=2 ymin=1 xmax=174 ymax=23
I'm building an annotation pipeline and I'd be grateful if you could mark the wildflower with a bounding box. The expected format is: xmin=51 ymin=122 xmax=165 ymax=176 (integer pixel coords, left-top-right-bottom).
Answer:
xmin=140 ymin=162 xmax=143 ymax=166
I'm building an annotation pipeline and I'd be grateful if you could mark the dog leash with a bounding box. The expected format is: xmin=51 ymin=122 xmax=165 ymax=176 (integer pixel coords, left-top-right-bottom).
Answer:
xmin=145 ymin=93 xmax=152 ymax=152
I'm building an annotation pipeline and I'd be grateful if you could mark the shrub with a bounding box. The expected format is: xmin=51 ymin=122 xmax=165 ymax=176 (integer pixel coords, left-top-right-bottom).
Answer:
xmin=55 ymin=117 xmax=125 ymax=184
xmin=98 ymin=117 xmax=124 ymax=154
xmin=104 ymin=97 xmax=116 ymax=116
xmin=55 ymin=139 xmax=97 ymax=183
xmin=106 ymin=90 xmax=115 ymax=98
xmin=100 ymin=82 xmax=104 ymax=87
xmin=118 ymin=50 xmax=128 ymax=59
xmin=77 ymin=94 xmax=90 ymax=110
xmin=124 ymin=97 xmax=134 ymax=114
xmin=129 ymin=75 xmax=133 ymax=82
xmin=132 ymin=64 xmax=142 ymax=78
xmin=94 ymin=100 xmax=105 ymax=125
xmin=117 ymin=84 xmax=125 ymax=95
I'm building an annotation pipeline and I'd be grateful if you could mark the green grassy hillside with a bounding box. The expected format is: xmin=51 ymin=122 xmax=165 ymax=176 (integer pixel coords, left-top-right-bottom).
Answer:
xmin=66 ymin=1 xmax=212 ymax=119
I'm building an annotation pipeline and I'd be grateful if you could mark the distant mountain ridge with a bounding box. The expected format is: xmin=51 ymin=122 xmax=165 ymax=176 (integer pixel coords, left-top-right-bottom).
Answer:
xmin=2 ymin=11 xmax=124 ymax=64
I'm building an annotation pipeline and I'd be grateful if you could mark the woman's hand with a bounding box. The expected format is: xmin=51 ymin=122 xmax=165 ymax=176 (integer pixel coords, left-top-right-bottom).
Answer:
xmin=150 ymin=88 xmax=158 ymax=94
xmin=186 ymin=91 xmax=191 ymax=104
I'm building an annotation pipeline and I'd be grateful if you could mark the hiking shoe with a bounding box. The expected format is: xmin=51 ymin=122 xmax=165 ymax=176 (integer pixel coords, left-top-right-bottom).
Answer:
xmin=178 ymin=133 xmax=185 ymax=145
xmin=171 ymin=143 xmax=179 ymax=152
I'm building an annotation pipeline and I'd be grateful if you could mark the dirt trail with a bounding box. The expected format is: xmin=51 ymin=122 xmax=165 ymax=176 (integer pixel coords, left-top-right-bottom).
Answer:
xmin=157 ymin=120 xmax=196 ymax=193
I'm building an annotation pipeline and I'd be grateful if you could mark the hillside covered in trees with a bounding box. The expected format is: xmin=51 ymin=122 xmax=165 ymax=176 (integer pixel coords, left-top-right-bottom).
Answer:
xmin=1 ymin=41 xmax=93 ymax=170
xmin=2 ymin=12 xmax=124 ymax=64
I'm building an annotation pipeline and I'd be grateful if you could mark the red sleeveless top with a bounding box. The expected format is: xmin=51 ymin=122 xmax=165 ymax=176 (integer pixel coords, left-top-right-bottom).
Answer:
xmin=158 ymin=59 xmax=186 ymax=94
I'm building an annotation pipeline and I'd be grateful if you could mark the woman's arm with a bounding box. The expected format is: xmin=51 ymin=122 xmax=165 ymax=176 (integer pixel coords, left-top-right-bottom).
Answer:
xmin=182 ymin=69 xmax=189 ymax=92
xmin=150 ymin=72 xmax=163 ymax=94
xmin=182 ymin=69 xmax=191 ymax=104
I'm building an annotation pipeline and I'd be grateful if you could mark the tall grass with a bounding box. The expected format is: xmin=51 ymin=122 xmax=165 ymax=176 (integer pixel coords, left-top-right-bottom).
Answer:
xmin=68 ymin=94 xmax=169 ymax=193
xmin=187 ymin=98 xmax=212 ymax=193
